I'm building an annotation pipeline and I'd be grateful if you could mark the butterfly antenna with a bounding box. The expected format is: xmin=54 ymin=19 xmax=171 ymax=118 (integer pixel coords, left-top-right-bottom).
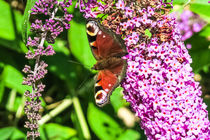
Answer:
xmin=77 ymin=74 xmax=94 ymax=98
xmin=68 ymin=60 xmax=91 ymax=69
xmin=77 ymin=75 xmax=89 ymax=90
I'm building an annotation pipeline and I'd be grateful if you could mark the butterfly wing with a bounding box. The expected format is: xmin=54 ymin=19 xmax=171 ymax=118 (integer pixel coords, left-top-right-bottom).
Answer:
xmin=94 ymin=59 xmax=127 ymax=106
xmin=86 ymin=19 xmax=127 ymax=60
xmin=86 ymin=18 xmax=127 ymax=106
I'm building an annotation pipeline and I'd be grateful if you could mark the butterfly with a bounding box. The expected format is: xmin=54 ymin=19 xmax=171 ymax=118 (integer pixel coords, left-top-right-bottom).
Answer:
xmin=86 ymin=18 xmax=127 ymax=107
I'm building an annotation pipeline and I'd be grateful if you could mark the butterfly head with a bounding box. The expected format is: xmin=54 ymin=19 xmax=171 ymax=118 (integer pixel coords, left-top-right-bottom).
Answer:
xmin=95 ymin=89 xmax=109 ymax=107
xmin=86 ymin=21 xmax=100 ymax=36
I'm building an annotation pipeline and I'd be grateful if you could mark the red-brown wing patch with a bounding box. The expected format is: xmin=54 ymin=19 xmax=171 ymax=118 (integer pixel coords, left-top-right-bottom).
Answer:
xmin=86 ymin=19 xmax=127 ymax=60
xmin=94 ymin=58 xmax=126 ymax=107
xmin=94 ymin=70 xmax=118 ymax=106
xmin=95 ymin=28 xmax=127 ymax=59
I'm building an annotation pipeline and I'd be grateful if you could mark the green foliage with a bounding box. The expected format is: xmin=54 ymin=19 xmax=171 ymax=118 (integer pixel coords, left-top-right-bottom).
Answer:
xmin=190 ymin=0 xmax=210 ymax=22
xmin=88 ymin=103 xmax=122 ymax=140
xmin=186 ymin=26 xmax=210 ymax=73
xmin=40 ymin=123 xmax=77 ymax=140
xmin=0 ymin=127 xmax=25 ymax=140
xmin=0 ymin=1 xmax=209 ymax=140
xmin=173 ymin=0 xmax=190 ymax=5
xmin=1 ymin=65 xmax=30 ymax=95
xmin=144 ymin=29 xmax=152 ymax=39
xmin=68 ymin=18 xmax=96 ymax=70
xmin=0 ymin=1 xmax=27 ymax=52
xmin=110 ymin=87 xmax=128 ymax=112
xmin=87 ymin=103 xmax=140 ymax=140
xmin=22 ymin=0 xmax=38 ymax=44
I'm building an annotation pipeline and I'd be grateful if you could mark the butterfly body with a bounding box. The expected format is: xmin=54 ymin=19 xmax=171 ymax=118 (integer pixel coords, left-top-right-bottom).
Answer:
xmin=86 ymin=19 xmax=127 ymax=107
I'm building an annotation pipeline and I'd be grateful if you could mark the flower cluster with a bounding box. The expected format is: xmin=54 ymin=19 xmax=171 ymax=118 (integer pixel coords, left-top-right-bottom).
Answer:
xmin=78 ymin=0 xmax=210 ymax=139
xmin=176 ymin=10 xmax=206 ymax=41
xmin=23 ymin=0 xmax=72 ymax=139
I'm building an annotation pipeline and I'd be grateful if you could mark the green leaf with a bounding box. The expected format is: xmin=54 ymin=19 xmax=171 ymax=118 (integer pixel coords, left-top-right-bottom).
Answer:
xmin=0 ymin=127 xmax=15 ymax=140
xmin=199 ymin=25 xmax=210 ymax=38
xmin=190 ymin=0 xmax=210 ymax=22
xmin=173 ymin=0 xmax=190 ymax=5
xmin=70 ymin=137 xmax=80 ymax=140
xmin=110 ymin=87 xmax=127 ymax=112
xmin=145 ymin=29 xmax=152 ymax=39
xmin=117 ymin=129 xmax=140 ymax=140
xmin=0 ymin=1 xmax=25 ymax=52
xmin=187 ymin=33 xmax=210 ymax=72
xmin=0 ymin=65 xmax=31 ymax=94
xmin=190 ymin=48 xmax=210 ymax=73
xmin=192 ymin=0 xmax=210 ymax=4
xmin=71 ymin=111 xmax=84 ymax=140
xmin=40 ymin=123 xmax=77 ymax=140
xmin=68 ymin=18 xmax=96 ymax=69
xmin=13 ymin=96 xmax=22 ymax=112
xmin=185 ymin=30 xmax=210 ymax=73
xmin=0 ymin=1 xmax=15 ymax=41
xmin=51 ymin=39 xmax=70 ymax=56
xmin=10 ymin=128 xmax=25 ymax=140
xmin=6 ymin=89 xmax=17 ymax=112
xmin=22 ymin=0 xmax=38 ymax=44
xmin=87 ymin=103 xmax=123 ymax=140
xmin=46 ymin=53 xmax=89 ymax=88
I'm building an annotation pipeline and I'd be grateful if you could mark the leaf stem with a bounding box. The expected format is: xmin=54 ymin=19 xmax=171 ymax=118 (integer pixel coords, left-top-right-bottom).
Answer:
xmin=72 ymin=96 xmax=91 ymax=140
xmin=38 ymin=98 xmax=73 ymax=125
xmin=6 ymin=89 xmax=16 ymax=111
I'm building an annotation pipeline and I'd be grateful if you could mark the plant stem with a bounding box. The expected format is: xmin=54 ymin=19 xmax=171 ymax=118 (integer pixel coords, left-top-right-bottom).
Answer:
xmin=38 ymin=98 xmax=73 ymax=125
xmin=6 ymin=89 xmax=16 ymax=111
xmin=72 ymin=96 xmax=91 ymax=140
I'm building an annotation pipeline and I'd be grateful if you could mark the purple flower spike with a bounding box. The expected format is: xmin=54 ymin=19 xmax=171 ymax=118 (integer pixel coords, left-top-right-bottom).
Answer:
xmin=78 ymin=0 xmax=210 ymax=139
xmin=23 ymin=0 xmax=72 ymax=139
xmin=176 ymin=10 xmax=206 ymax=41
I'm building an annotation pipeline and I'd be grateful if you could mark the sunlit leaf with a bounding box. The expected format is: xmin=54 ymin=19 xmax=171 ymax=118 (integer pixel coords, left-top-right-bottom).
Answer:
xmin=110 ymin=87 xmax=128 ymax=112
xmin=51 ymin=39 xmax=70 ymax=56
xmin=173 ymin=0 xmax=190 ymax=5
xmin=40 ymin=123 xmax=77 ymax=140
xmin=0 ymin=65 xmax=31 ymax=95
xmin=145 ymin=29 xmax=152 ymax=39
xmin=10 ymin=128 xmax=25 ymax=140
xmin=199 ymin=25 xmax=210 ymax=37
xmin=0 ymin=1 xmax=25 ymax=52
xmin=190 ymin=0 xmax=210 ymax=22
xmin=68 ymin=18 xmax=96 ymax=70
xmin=87 ymin=103 xmax=123 ymax=140
xmin=22 ymin=0 xmax=38 ymax=44
xmin=0 ymin=127 xmax=15 ymax=140
xmin=117 ymin=129 xmax=140 ymax=140
xmin=0 ymin=1 xmax=15 ymax=41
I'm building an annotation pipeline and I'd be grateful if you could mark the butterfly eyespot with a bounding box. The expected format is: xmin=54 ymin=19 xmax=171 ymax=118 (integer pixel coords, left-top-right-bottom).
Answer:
xmin=96 ymin=92 xmax=103 ymax=100
xmin=95 ymin=90 xmax=108 ymax=106
xmin=86 ymin=21 xmax=99 ymax=36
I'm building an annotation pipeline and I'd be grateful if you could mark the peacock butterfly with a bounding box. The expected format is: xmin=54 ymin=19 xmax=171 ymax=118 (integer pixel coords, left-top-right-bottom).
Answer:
xmin=86 ymin=18 xmax=127 ymax=107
